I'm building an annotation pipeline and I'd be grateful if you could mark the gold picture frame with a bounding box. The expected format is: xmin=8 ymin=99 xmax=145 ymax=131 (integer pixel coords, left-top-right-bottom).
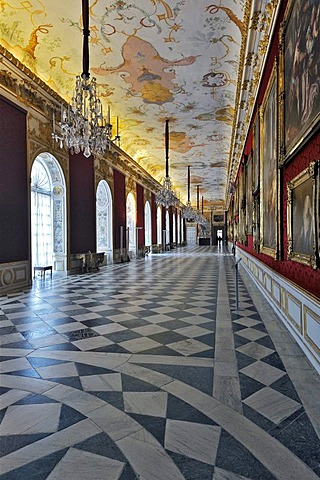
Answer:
xmin=260 ymin=62 xmax=278 ymax=258
xmin=246 ymin=152 xmax=253 ymax=235
xmin=279 ymin=0 xmax=320 ymax=164
xmin=252 ymin=111 xmax=260 ymax=194
xmin=239 ymin=166 xmax=246 ymax=244
xmin=287 ymin=161 xmax=319 ymax=269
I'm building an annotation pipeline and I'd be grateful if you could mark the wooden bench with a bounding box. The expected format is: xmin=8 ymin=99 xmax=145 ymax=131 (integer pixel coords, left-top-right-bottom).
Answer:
xmin=33 ymin=265 xmax=52 ymax=279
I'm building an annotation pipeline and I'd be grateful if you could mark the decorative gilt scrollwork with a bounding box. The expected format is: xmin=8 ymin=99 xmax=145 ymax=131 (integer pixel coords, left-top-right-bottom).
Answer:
xmin=287 ymin=161 xmax=318 ymax=269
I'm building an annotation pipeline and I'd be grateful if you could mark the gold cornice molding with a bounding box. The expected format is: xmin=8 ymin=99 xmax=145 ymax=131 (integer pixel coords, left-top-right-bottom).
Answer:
xmin=0 ymin=45 xmax=62 ymax=103
xmin=1 ymin=44 xmax=166 ymax=202
xmin=226 ymin=0 xmax=280 ymax=206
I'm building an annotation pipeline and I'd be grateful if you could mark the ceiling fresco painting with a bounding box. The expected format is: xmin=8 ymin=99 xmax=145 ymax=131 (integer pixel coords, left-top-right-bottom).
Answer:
xmin=0 ymin=0 xmax=279 ymax=208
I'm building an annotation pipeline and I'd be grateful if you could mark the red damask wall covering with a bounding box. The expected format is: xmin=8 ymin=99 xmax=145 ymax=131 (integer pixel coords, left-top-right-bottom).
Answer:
xmin=113 ymin=169 xmax=126 ymax=250
xmin=69 ymin=153 xmax=96 ymax=253
xmin=0 ymin=96 xmax=28 ymax=264
xmin=136 ymin=184 xmax=145 ymax=247
xmin=235 ymin=0 xmax=320 ymax=299
xmin=151 ymin=193 xmax=157 ymax=245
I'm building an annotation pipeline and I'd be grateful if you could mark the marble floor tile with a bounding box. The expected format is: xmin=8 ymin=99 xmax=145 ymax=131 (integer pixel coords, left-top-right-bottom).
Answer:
xmin=0 ymin=357 xmax=32 ymax=373
xmin=80 ymin=373 xmax=122 ymax=392
xmin=243 ymin=387 xmax=302 ymax=424
xmin=1 ymin=247 xmax=319 ymax=480
xmin=235 ymin=328 xmax=268 ymax=342
xmin=72 ymin=336 xmax=114 ymax=351
xmin=0 ymin=403 xmax=61 ymax=434
xmin=124 ymin=391 xmax=168 ymax=417
xmin=240 ymin=361 xmax=286 ymax=385
xmin=27 ymin=334 xmax=69 ymax=348
xmin=175 ymin=325 xmax=213 ymax=338
xmin=91 ymin=323 xmax=128 ymax=335
xmin=119 ymin=337 xmax=162 ymax=353
xmin=35 ymin=362 xmax=78 ymax=379
xmin=236 ymin=342 xmax=275 ymax=360
xmin=168 ymin=338 xmax=210 ymax=356
xmin=46 ymin=447 xmax=125 ymax=480
xmin=165 ymin=419 xmax=221 ymax=465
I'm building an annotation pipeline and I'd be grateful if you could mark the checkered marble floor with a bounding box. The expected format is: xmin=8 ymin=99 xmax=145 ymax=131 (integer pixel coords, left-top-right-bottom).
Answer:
xmin=1 ymin=246 xmax=319 ymax=480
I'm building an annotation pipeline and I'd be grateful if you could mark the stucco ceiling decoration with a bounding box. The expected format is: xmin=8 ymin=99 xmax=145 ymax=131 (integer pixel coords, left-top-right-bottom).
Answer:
xmin=0 ymin=1 xmax=278 ymax=209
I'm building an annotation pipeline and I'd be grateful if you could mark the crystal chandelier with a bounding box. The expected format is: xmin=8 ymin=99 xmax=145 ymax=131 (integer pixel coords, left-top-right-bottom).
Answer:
xmin=52 ymin=0 xmax=114 ymax=158
xmin=182 ymin=166 xmax=197 ymax=221
xmin=156 ymin=119 xmax=178 ymax=208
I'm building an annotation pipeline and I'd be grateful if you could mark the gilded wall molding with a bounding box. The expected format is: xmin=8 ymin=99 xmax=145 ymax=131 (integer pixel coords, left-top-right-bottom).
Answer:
xmin=1 ymin=45 xmax=164 ymax=202
xmin=227 ymin=0 xmax=280 ymax=207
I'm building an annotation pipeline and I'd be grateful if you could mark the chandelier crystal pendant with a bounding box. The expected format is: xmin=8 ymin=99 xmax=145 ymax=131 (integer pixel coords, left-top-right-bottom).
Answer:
xmin=52 ymin=0 xmax=112 ymax=158
xmin=156 ymin=119 xmax=178 ymax=208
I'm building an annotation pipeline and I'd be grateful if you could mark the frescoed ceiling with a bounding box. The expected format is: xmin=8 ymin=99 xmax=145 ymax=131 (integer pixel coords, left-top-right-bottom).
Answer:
xmin=0 ymin=1 xmax=279 ymax=209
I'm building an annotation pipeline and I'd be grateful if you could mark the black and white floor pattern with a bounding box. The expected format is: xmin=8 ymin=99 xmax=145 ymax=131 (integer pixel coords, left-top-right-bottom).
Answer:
xmin=1 ymin=246 xmax=319 ymax=479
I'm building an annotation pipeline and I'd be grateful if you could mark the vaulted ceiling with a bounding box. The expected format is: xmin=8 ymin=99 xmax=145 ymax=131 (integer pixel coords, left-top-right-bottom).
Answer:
xmin=0 ymin=0 xmax=279 ymax=209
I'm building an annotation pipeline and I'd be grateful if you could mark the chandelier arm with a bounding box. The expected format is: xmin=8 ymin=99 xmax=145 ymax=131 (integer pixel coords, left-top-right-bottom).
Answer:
xmin=82 ymin=0 xmax=90 ymax=79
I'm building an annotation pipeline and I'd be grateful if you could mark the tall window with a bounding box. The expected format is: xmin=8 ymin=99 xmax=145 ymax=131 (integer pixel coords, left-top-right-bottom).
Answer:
xmin=31 ymin=159 xmax=52 ymax=268
xmin=157 ymin=206 xmax=162 ymax=244
xmin=166 ymin=210 xmax=170 ymax=245
xmin=126 ymin=192 xmax=136 ymax=253
xmin=172 ymin=212 xmax=176 ymax=243
xmin=145 ymin=201 xmax=151 ymax=247
xmin=96 ymin=180 xmax=113 ymax=259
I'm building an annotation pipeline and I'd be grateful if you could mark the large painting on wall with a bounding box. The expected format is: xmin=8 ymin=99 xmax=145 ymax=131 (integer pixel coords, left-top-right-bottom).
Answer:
xmin=287 ymin=161 xmax=319 ymax=269
xmin=252 ymin=112 xmax=260 ymax=194
xmin=246 ymin=152 xmax=253 ymax=235
xmin=280 ymin=0 xmax=320 ymax=161
xmin=260 ymin=64 xmax=278 ymax=258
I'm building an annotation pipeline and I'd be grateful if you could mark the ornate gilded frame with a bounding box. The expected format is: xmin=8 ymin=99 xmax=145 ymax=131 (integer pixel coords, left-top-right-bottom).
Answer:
xmin=260 ymin=62 xmax=278 ymax=258
xmin=287 ymin=161 xmax=319 ymax=269
xmin=279 ymin=0 xmax=320 ymax=165
xmin=246 ymin=151 xmax=253 ymax=235
xmin=252 ymin=111 xmax=260 ymax=195
xmin=239 ymin=166 xmax=246 ymax=244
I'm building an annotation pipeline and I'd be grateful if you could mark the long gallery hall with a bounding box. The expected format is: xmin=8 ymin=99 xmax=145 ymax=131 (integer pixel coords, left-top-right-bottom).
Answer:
xmin=1 ymin=0 xmax=320 ymax=478
xmin=0 ymin=246 xmax=319 ymax=480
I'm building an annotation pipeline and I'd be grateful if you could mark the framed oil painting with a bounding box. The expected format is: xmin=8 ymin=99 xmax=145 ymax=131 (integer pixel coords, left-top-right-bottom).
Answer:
xmin=246 ymin=152 xmax=253 ymax=235
xmin=239 ymin=169 xmax=246 ymax=244
xmin=260 ymin=63 xmax=278 ymax=258
xmin=287 ymin=161 xmax=319 ymax=269
xmin=233 ymin=181 xmax=239 ymax=242
xmin=252 ymin=112 xmax=260 ymax=194
xmin=279 ymin=0 xmax=320 ymax=163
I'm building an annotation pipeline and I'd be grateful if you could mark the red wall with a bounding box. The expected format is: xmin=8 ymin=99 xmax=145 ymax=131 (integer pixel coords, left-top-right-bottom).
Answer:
xmin=0 ymin=96 xmax=28 ymax=263
xmin=69 ymin=153 xmax=96 ymax=253
xmin=235 ymin=1 xmax=320 ymax=299
xmin=136 ymin=184 xmax=145 ymax=247
xmin=151 ymin=193 xmax=157 ymax=244
xmin=113 ymin=169 xmax=126 ymax=250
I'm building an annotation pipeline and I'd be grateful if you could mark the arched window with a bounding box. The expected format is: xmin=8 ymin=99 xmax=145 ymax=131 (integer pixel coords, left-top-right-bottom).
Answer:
xmin=31 ymin=159 xmax=52 ymax=268
xmin=96 ymin=180 xmax=113 ymax=262
xmin=166 ymin=210 xmax=170 ymax=245
xmin=157 ymin=206 xmax=162 ymax=244
xmin=126 ymin=192 xmax=136 ymax=255
xmin=144 ymin=201 xmax=151 ymax=247
xmin=172 ymin=211 xmax=176 ymax=243
xmin=31 ymin=153 xmax=66 ymax=272
xmin=177 ymin=211 xmax=181 ymax=245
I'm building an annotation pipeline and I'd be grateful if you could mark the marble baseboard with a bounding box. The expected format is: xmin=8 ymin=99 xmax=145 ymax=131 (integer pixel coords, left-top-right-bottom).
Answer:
xmin=0 ymin=261 xmax=31 ymax=295
xmin=236 ymin=248 xmax=320 ymax=374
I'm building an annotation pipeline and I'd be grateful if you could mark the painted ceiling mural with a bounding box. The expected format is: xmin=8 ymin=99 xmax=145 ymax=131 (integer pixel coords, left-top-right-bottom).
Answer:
xmin=0 ymin=0 xmax=278 ymax=208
